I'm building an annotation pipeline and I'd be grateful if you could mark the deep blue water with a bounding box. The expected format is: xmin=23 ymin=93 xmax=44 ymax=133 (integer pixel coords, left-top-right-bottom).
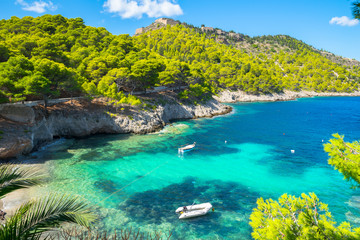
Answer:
xmin=35 ymin=96 xmax=360 ymax=239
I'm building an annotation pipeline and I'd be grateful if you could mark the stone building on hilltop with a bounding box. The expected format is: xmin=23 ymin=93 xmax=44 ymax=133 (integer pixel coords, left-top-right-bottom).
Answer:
xmin=216 ymin=29 xmax=226 ymax=35
xmin=135 ymin=18 xmax=180 ymax=35
xmin=229 ymin=32 xmax=241 ymax=39
xmin=201 ymin=26 xmax=214 ymax=32
xmin=155 ymin=18 xmax=180 ymax=26
xmin=134 ymin=18 xmax=243 ymax=43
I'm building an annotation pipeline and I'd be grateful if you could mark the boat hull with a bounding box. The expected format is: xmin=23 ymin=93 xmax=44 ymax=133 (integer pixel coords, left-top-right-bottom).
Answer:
xmin=179 ymin=209 xmax=209 ymax=219
xmin=175 ymin=203 xmax=212 ymax=213
xmin=178 ymin=143 xmax=196 ymax=153
xmin=176 ymin=202 xmax=213 ymax=219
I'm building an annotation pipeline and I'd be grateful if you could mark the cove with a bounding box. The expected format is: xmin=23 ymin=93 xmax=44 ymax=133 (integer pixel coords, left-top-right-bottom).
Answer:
xmin=30 ymin=97 xmax=360 ymax=239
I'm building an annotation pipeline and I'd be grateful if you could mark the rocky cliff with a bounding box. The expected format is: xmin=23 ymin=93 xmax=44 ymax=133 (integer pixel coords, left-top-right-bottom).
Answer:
xmin=3 ymin=90 xmax=360 ymax=159
xmin=0 ymin=97 xmax=231 ymax=159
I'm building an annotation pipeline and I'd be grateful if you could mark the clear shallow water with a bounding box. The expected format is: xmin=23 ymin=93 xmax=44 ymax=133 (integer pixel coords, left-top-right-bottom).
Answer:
xmin=32 ymin=97 xmax=360 ymax=239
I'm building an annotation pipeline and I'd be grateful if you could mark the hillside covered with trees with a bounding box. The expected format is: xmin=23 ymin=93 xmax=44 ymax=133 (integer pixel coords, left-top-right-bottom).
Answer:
xmin=0 ymin=15 xmax=359 ymax=106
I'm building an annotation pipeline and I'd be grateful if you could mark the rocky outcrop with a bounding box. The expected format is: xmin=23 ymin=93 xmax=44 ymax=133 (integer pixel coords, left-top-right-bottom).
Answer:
xmin=0 ymin=105 xmax=35 ymax=124
xmin=0 ymin=98 xmax=231 ymax=159
xmin=0 ymin=137 xmax=33 ymax=159
xmin=0 ymin=105 xmax=34 ymax=159
xmin=214 ymin=90 xmax=360 ymax=103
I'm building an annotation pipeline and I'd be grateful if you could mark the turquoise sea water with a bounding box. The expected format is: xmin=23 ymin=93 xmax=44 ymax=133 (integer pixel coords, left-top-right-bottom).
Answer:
xmin=32 ymin=97 xmax=360 ymax=239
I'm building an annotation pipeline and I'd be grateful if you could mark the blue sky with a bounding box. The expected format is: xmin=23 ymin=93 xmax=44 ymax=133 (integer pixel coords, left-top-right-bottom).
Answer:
xmin=1 ymin=0 xmax=359 ymax=60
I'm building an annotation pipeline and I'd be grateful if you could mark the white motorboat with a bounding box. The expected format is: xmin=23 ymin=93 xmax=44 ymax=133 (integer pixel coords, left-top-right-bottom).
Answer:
xmin=176 ymin=202 xmax=213 ymax=219
xmin=178 ymin=142 xmax=196 ymax=154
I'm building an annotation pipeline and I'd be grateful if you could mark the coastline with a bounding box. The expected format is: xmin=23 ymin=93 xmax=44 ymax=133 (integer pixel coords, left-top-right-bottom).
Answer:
xmin=214 ymin=90 xmax=360 ymax=103
xmin=0 ymin=94 xmax=231 ymax=159
xmin=1 ymin=90 xmax=360 ymax=159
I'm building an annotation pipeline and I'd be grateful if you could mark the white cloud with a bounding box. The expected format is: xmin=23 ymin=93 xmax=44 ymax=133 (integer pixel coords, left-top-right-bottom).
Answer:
xmin=16 ymin=0 xmax=57 ymax=13
xmin=103 ymin=0 xmax=183 ymax=19
xmin=329 ymin=16 xmax=359 ymax=27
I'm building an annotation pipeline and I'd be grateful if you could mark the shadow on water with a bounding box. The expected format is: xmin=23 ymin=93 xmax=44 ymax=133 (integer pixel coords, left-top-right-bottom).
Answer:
xmin=115 ymin=177 xmax=262 ymax=239
xmin=19 ymin=133 xmax=134 ymax=164
xmin=258 ymin=147 xmax=321 ymax=178
xmin=68 ymin=134 xmax=132 ymax=150
xmin=79 ymin=151 xmax=105 ymax=161
xmin=78 ymin=150 xmax=125 ymax=162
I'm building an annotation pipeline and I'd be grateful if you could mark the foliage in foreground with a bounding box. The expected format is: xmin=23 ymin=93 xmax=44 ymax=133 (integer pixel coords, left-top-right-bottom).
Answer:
xmin=250 ymin=193 xmax=360 ymax=240
xmin=0 ymin=194 xmax=96 ymax=240
xmin=0 ymin=164 xmax=42 ymax=198
xmin=353 ymin=1 xmax=360 ymax=19
xmin=324 ymin=133 xmax=360 ymax=189
xmin=250 ymin=134 xmax=360 ymax=239
xmin=0 ymin=164 xmax=96 ymax=240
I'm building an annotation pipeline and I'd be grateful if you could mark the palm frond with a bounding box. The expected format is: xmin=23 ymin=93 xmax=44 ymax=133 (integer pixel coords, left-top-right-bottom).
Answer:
xmin=0 ymin=164 xmax=43 ymax=199
xmin=0 ymin=194 xmax=96 ymax=240
xmin=0 ymin=202 xmax=41 ymax=240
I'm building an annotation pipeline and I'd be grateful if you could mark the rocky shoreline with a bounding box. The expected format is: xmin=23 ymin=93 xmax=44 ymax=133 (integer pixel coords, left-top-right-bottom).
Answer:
xmin=0 ymin=95 xmax=231 ymax=159
xmin=1 ymin=90 xmax=360 ymax=159
xmin=214 ymin=90 xmax=360 ymax=103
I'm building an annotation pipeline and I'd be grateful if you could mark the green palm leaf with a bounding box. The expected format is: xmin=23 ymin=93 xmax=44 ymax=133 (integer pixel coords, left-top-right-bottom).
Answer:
xmin=0 ymin=203 xmax=34 ymax=240
xmin=0 ymin=164 xmax=42 ymax=199
xmin=0 ymin=194 xmax=96 ymax=240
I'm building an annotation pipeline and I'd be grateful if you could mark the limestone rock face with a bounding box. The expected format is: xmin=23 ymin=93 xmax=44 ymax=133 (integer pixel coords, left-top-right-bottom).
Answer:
xmin=0 ymin=137 xmax=33 ymax=159
xmin=160 ymin=99 xmax=230 ymax=121
xmin=46 ymin=111 xmax=120 ymax=137
xmin=0 ymin=98 xmax=232 ymax=159
xmin=0 ymin=105 xmax=35 ymax=124
xmin=112 ymin=99 xmax=231 ymax=134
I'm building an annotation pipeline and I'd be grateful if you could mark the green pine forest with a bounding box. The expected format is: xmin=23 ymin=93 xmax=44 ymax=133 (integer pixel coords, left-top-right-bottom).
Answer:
xmin=1 ymin=15 xmax=360 ymax=105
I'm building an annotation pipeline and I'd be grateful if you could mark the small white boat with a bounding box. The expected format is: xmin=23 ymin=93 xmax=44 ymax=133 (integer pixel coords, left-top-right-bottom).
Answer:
xmin=176 ymin=202 xmax=212 ymax=219
xmin=178 ymin=142 xmax=196 ymax=154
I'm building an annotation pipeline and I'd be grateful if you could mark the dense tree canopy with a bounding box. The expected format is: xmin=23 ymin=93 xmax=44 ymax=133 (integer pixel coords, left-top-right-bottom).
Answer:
xmin=0 ymin=15 xmax=359 ymax=105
